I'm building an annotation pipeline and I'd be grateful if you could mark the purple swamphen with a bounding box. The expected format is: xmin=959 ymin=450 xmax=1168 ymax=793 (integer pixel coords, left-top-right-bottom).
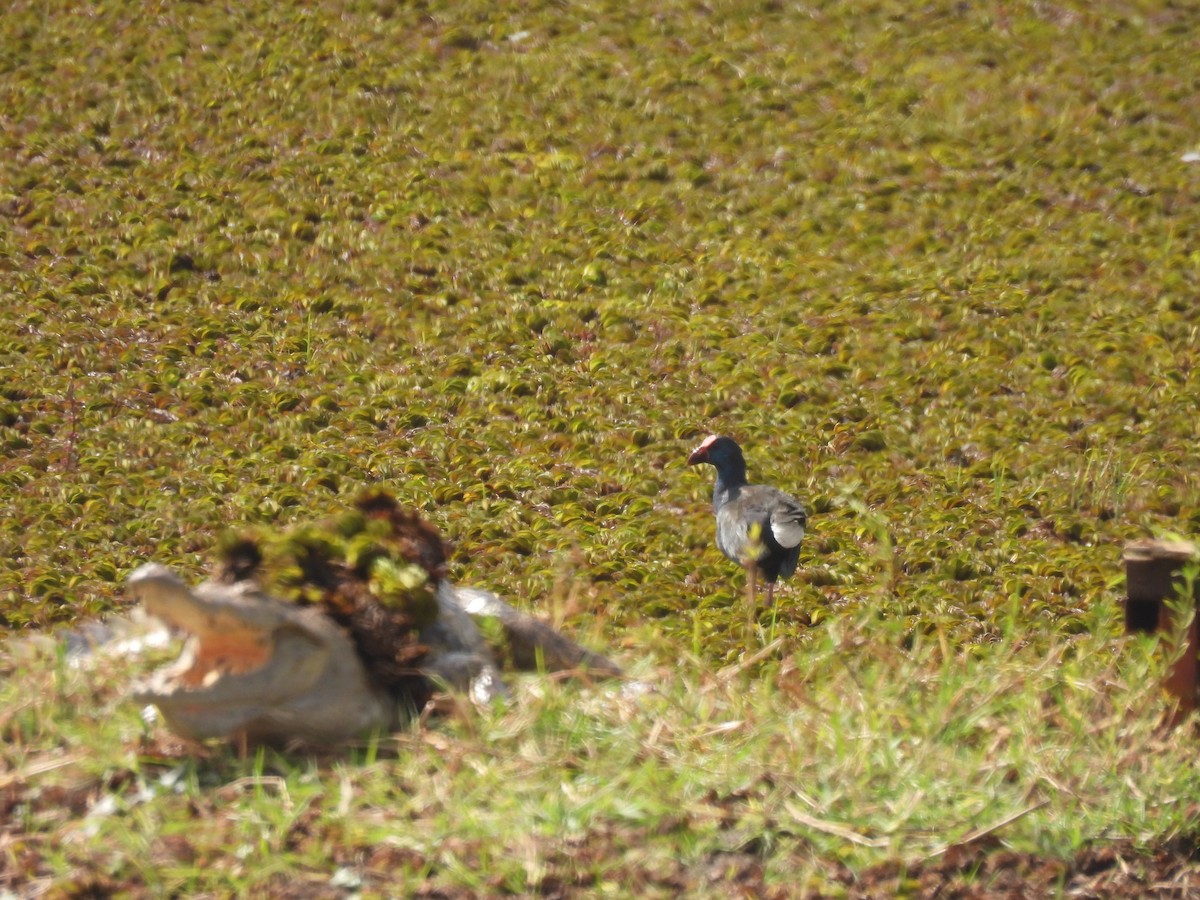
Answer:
xmin=687 ymin=435 xmax=806 ymax=609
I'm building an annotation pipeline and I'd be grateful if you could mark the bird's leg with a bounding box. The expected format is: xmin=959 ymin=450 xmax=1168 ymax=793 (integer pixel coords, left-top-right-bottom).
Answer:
xmin=746 ymin=562 xmax=758 ymax=646
xmin=742 ymin=522 xmax=764 ymax=640
xmin=765 ymin=582 xmax=775 ymax=608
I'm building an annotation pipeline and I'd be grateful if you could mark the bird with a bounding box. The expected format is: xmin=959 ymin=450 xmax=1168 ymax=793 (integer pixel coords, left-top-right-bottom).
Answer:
xmin=687 ymin=435 xmax=807 ymax=610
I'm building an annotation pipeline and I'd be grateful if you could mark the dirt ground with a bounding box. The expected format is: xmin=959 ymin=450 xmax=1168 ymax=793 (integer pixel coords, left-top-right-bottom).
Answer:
xmin=657 ymin=839 xmax=1200 ymax=898
xmin=829 ymin=839 xmax=1200 ymax=899
xmin=14 ymin=839 xmax=1200 ymax=898
xmin=7 ymin=769 xmax=1198 ymax=898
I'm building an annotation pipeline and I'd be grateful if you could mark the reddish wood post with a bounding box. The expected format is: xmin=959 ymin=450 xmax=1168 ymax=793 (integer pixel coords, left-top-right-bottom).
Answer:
xmin=1124 ymin=538 xmax=1199 ymax=723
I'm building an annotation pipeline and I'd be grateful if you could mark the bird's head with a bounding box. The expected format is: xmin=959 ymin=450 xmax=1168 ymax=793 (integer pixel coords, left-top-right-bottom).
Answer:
xmin=686 ymin=434 xmax=744 ymax=468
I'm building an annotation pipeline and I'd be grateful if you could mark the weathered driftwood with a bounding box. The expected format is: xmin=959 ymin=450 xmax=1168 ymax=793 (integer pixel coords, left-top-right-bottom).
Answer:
xmin=126 ymin=564 xmax=622 ymax=745
xmin=106 ymin=491 xmax=626 ymax=746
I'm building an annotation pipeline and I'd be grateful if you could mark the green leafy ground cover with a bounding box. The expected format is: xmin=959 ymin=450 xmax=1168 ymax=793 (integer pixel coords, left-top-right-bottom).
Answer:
xmin=2 ymin=0 xmax=1200 ymax=894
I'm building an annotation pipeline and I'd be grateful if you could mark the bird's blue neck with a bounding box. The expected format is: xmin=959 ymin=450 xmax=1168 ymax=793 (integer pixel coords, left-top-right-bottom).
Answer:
xmin=711 ymin=461 xmax=748 ymax=510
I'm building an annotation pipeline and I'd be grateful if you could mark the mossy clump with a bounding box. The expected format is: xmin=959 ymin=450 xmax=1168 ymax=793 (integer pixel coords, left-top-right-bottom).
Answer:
xmin=211 ymin=489 xmax=448 ymax=695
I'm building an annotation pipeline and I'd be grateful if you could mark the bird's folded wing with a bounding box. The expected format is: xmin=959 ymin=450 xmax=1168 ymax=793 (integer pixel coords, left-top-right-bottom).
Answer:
xmin=721 ymin=486 xmax=807 ymax=554
xmin=767 ymin=493 xmax=807 ymax=549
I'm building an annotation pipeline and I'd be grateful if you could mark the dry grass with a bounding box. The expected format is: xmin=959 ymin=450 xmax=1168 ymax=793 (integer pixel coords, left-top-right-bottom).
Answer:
xmin=3 ymin=596 xmax=1199 ymax=895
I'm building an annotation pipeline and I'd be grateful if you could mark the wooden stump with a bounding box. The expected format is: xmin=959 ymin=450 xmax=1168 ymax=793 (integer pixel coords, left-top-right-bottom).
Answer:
xmin=1124 ymin=538 xmax=1200 ymax=723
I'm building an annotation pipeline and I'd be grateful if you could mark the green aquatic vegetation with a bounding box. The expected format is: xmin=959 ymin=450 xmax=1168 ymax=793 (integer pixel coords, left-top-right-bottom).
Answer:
xmin=2 ymin=0 xmax=1198 ymax=650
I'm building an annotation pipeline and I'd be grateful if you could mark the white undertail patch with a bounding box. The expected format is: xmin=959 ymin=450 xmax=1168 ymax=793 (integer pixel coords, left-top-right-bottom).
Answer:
xmin=771 ymin=519 xmax=806 ymax=549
